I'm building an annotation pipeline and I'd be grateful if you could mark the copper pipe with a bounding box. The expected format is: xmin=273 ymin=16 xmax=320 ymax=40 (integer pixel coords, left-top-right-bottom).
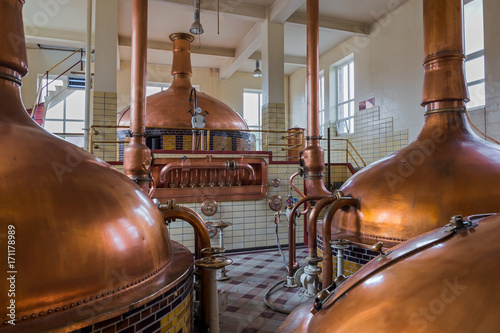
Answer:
xmin=301 ymin=0 xmax=330 ymax=197
xmin=160 ymin=205 xmax=211 ymax=328
xmin=421 ymin=0 xmax=468 ymax=111
xmin=307 ymin=195 xmax=340 ymax=256
xmin=290 ymin=171 xmax=307 ymax=199
xmin=123 ymin=0 xmax=152 ymax=191
xmin=287 ymin=195 xmax=325 ymax=278
xmin=159 ymin=159 xmax=255 ymax=187
xmin=322 ymin=198 xmax=358 ymax=287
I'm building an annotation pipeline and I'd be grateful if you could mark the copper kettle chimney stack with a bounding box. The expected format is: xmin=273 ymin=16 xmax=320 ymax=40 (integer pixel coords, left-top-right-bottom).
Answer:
xmin=421 ymin=0 xmax=469 ymax=112
xmin=324 ymin=0 xmax=500 ymax=249
xmin=300 ymin=0 xmax=331 ymax=197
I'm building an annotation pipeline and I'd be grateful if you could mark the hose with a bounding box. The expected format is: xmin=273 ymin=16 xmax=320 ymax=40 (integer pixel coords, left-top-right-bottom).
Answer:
xmin=274 ymin=214 xmax=289 ymax=272
xmin=264 ymin=279 xmax=292 ymax=314
xmin=263 ymin=213 xmax=293 ymax=314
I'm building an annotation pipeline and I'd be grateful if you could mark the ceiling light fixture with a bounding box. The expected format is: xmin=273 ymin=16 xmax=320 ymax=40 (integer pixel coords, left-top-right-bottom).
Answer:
xmin=253 ymin=60 xmax=262 ymax=78
xmin=190 ymin=0 xmax=204 ymax=35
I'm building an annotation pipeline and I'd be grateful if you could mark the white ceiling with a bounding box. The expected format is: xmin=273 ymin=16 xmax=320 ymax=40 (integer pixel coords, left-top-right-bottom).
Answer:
xmin=23 ymin=0 xmax=409 ymax=78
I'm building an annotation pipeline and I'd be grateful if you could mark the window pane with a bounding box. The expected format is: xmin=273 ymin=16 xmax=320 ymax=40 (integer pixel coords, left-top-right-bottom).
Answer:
xmin=44 ymin=120 xmax=64 ymax=133
xmin=466 ymin=56 xmax=485 ymax=83
xmin=349 ymin=61 xmax=355 ymax=100
xmin=464 ymin=0 xmax=484 ymax=56
xmin=349 ymin=118 xmax=354 ymax=133
xmin=243 ymin=92 xmax=261 ymax=127
xmin=467 ymin=82 xmax=485 ymax=108
xmin=61 ymin=135 xmax=84 ymax=147
xmin=146 ymin=86 xmax=161 ymax=97
xmin=66 ymin=121 xmax=85 ymax=133
xmin=338 ymin=65 xmax=349 ymax=103
xmin=338 ymin=103 xmax=349 ymax=119
xmin=45 ymin=101 xmax=64 ymax=119
xmin=337 ymin=120 xmax=348 ymax=134
xmin=66 ymin=90 xmax=85 ymax=120
xmin=349 ymin=101 xmax=355 ymax=117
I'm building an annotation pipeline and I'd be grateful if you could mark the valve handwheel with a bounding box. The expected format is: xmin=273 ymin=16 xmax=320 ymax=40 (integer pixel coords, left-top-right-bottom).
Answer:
xmin=205 ymin=222 xmax=218 ymax=238
xmin=268 ymin=195 xmax=283 ymax=212
xmin=201 ymin=198 xmax=218 ymax=216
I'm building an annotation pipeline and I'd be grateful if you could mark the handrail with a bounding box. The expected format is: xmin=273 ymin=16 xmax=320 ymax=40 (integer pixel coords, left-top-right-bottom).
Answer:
xmin=31 ymin=48 xmax=84 ymax=117
xmin=90 ymin=125 xmax=306 ymax=156
xmin=347 ymin=140 xmax=366 ymax=167
xmin=322 ymin=138 xmax=366 ymax=169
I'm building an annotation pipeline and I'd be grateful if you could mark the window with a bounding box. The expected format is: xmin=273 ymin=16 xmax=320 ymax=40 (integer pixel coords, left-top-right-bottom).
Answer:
xmin=319 ymin=70 xmax=326 ymax=136
xmin=146 ymin=82 xmax=171 ymax=97
xmin=243 ymin=89 xmax=263 ymax=149
xmin=335 ymin=58 xmax=355 ymax=134
xmin=464 ymin=0 xmax=485 ymax=108
xmin=44 ymin=89 xmax=86 ymax=147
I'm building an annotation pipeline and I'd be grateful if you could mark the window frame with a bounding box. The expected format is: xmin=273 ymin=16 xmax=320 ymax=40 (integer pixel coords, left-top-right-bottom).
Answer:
xmin=463 ymin=0 xmax=485 ymax=109
xmin=334 ymin=57 xmax=355 ymax=135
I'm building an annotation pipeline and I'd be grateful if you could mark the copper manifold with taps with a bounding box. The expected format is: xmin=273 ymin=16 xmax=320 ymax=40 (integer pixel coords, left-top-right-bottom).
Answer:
xmin=151 ymin=155 xmax=268 ymax=203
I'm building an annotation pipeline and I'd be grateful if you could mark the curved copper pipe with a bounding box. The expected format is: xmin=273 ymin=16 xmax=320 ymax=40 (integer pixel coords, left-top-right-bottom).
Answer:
xmin=322 ymin=198 xmax=358 ymax=287
xmin=287 ymin=195 xmax=325 ymax=278
xmin=307 ymin=196 xmax=339 ymax=256
xmin=159 ymin=160 xmax=255 ymax=186
xmin=160 ymin=205 xmax=211 ymax=328
xmin=123 ymin=0 xmax=152 ymax=192
xmin=290 ymin=171 xmax=307 ymax=199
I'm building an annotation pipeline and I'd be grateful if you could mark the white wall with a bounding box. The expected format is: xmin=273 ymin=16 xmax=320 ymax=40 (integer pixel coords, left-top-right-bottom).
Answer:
xmin=116 ymin=62 xmax=263 ymax=116
xmin=289 ymin=0 xmax=500 ymax=144
xmin=291 ymin=0 xmax=425 ymax=141
xmin=21 ymin=48 xmax=85 ymax=110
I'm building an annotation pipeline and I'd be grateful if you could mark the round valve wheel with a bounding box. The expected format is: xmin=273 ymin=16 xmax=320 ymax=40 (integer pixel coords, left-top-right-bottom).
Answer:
xmin=271 ymin=178 xmax=281 ymax=187
xmin=268 ymin=195 xmax=283 ymax=212
xmin=201 ymin=199 xmax=218 ymax=216
xmin=205 ymin=222 xmax=218 ymax=238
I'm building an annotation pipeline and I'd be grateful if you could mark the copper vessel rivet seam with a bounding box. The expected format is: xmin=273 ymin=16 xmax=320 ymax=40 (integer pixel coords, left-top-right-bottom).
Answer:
xmin=10 ymin=261 xmax=171 ymax=324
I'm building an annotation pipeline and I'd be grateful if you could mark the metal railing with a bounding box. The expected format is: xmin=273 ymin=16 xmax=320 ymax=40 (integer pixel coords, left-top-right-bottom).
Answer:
xmin=88 ymin=125 xmax=366 ymax=169
xmin=89 ymin=125 xmax=306 ymax=160
xmin=323 ymin=137 xmax=366 ymax=169
xmin=30 ymin=48 xmax=86 ymax=118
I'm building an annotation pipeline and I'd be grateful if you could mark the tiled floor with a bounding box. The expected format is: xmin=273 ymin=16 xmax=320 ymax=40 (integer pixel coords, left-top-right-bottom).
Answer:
xmin=218 ymin=247 xmax=312 ymax=333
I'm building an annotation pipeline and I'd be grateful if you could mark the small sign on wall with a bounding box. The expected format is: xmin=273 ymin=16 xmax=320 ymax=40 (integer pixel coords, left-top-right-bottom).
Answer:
xmin=359 ymin=98 xmax=375 ymax=111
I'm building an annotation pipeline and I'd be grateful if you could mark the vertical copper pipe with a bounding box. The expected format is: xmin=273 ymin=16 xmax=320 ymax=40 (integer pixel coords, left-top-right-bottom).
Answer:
xmin=307 ymin=0 xmax=319 ymax=140
xmin=124 ymin=0 xmax=152 ymax=191
xmin=421 ymin=0 xmax=469 ymax=112
xmin=306 ymin=196 xmax=337 ymax=256
xmin=322 ymin=198 xmax=357 ymax=287
xmin=301 ymin=0 xmax=330 ymax=197
xmin=160 ymin=206 xmax=211 ymax=329
xmin=287 ymin=195 xmax=324 ymax=278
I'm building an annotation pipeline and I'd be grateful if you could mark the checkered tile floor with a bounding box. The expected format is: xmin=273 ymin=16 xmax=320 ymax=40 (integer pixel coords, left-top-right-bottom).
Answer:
xmin=218 ymin=247 xmax=311 ymax=333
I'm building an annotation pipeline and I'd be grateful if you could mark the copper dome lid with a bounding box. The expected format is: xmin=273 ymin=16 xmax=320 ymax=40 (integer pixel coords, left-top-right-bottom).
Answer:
xmin=118 ymin=33 xmax=249 ymax=131
xmin=330 ymin=0 xmax=500 ymax=249
xmin=0 ymin=1 xmax=184 ymax=331
xmin=279 ymin=213 xmax=500 ymax=332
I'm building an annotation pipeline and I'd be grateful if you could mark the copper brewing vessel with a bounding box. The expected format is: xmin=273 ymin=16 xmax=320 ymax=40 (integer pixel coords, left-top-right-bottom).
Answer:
xmin=118 ymin=33 xmax=249 ymax=131
xmin=330 ymin=0 xmax=500 ymax=249
xmin=278 ymin=214 xmax=500 ymax=332
xmin=0 ymin=1 xmax=189 ymax=331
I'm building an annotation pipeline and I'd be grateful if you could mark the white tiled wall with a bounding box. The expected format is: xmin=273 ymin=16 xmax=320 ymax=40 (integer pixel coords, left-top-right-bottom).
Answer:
xmin=161 ymin=155 xmax=304 ymax=252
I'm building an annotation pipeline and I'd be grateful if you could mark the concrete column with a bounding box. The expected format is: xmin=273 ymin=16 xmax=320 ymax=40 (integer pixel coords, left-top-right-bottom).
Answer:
xmin=484 ymin=0 xmax=500 ymax=142
xmin=92 ymin=0 xmax=119 ymax=161
xmin=261 ymin=12 xmax=286 ymax=156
